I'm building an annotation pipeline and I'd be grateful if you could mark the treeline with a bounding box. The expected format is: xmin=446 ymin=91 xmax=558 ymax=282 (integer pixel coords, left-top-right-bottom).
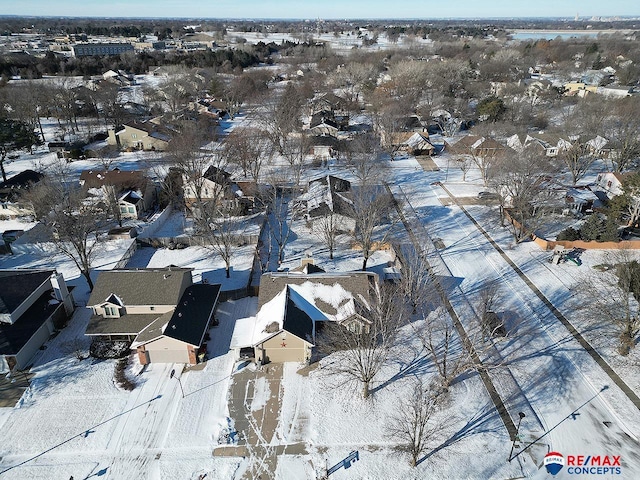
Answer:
xmin=0 ymin=46 xmax=270 ymax=79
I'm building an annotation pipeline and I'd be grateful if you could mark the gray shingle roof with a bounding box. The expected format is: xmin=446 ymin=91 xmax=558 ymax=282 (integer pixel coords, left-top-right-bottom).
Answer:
xmin=258 ymin=271 xmax=376 ymax=310
xmin=85 ymin=313 xmax=164 ymax=336
xmin=87 ymin=268 xmax=193 ymax=308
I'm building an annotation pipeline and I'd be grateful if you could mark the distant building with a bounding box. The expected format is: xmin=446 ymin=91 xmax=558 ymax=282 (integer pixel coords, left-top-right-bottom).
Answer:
xmin=71 ymin=43 xmax=134 ymax=57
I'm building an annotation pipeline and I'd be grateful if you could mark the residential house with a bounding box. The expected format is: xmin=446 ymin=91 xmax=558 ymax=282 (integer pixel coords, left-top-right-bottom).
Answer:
xmin=183 ymin=165 xmax=250 ymax=214
xmin=595 ymin=172 xmax=629 ymax=199
xmin=294 ymin=175 xmax=355 ymax=231
xmin=102 ymin=69 xmax=134 ymax=86
xmin=107 ymin=121 xmax=175 ymax=151
xmin=596 ymin=85 xmax=637 ymax=98
xmin=310 ymin=93 xmax=350 ymax=129
xmin=231 ymin=270 xmax=378 ymax=363
xmin=563 ymin=82 xmax=599 ymax=97
xmin=565 ymin=187 xmax=602 ymax=214
xmin=0 ymin=269 xmax=74 ymax=371
xmin=310 ymin=135 xmax=340 ymax=160
xmin=133 ymin=283 xmax=221 ymax=365
xmin=506 ymin=133 xmax=572 ymax=157
xmin=79 ymin=168 xmax=157 ymax=218
xmin=85 ymin=267 xmax=221 ymax=365
xmin=388 ymin=132 xmax=435 ymax=156
xmin=309 ymin=111 xmax=339 ymax=137
xmin=0 ymin=170 xmax=44 ymax=218
xmin=447 ymin=135 xmax=509 ymax=159
xmin=526 ymin=133 xmax=573 ymax=157
xmin=117 ymin=190 xmax=145 ymax=220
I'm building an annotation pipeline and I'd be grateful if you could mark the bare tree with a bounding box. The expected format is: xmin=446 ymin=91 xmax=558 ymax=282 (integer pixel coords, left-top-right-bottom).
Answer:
xmin=48 ymin=188 xmax=108 ymax=291
xmin=281 ymin=132 xmax=309 ymax=187
xmin=201 ymin=206 xmax=247 ymax=278
xmin=386 ymin=379 xmax=447 ymax=467
xmin=156 ymin=71 xmax=204 ymax=116
xmin=328 ymin=61 xmax=377 ymax=106
xmin=417 ymin=309 xmax=470 ymax=388
xmin=312 ymin=210 xmax=346 ymax=260
xmin=318 ymin=283 xmax=405 ymax=398
xmin=170 ymin=128 xmax=220 ymax=218
xmin=606 ymin=98 xmax=640 ymax=172
xmin=259 ymin=83 xmax=304 ymax=155
xmin=343 ymin=133 xmax=385 ymax=186
xmin=558 ymin=140 xmax=596 ymax=186
xmin=476 ymin=281 xmax=505 ymax=339
xmin=221 ymin=128 xmax=268 ymax=182
xmin=351 ymin=185 xmax=395 ymax=271
xmin=456 ymin=156 xmax=473 ymax=182
xmin=488 ymin=149 xmax=558 ymax=244
xmin=264 ymin=183 xmax=293 ymax=266
xmin=583 ymin=251 xmax=640 ymax=355
xmin=398 ymin=250 xmax=435 ymax=316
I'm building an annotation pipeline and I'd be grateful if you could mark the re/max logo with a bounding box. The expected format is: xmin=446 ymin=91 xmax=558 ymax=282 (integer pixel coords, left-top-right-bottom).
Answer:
xmin=567 ymin=456 xmax=621 ymax=466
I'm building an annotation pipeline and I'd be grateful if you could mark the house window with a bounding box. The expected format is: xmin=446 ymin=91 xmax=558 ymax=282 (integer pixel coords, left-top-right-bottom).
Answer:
xmin=120 ymin=206 xmax=127 ymax=213
xmin=128 ymin=206 xmax=135 ymax=214
xmin=104 ymin=306 xmax=119 ymax=317
xmin=131 ymin=133 xmax=137 ymax=139
xmin=1 ymin=204 xmax=7 ymax=209
xmin=607 ymin=181 xmax=612 ymax=188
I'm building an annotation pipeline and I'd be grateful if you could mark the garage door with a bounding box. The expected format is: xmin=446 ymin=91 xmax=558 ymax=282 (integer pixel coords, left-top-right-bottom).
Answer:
xmin=147 ymin=348 xmax=190 ymax=364
xmin=265 ymin=347 xmax=305 ymax=363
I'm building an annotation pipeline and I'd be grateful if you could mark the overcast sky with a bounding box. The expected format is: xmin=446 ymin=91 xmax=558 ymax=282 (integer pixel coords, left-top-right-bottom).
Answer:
xmin=3 ymin=0 xmax=639 ymax=19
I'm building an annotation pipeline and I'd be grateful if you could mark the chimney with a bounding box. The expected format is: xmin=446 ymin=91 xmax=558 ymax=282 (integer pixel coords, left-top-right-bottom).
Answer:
xmin=301 ymin=253 xmax=314 ymax=268
xmin=51 ymin=272 xmax=73 ymax=315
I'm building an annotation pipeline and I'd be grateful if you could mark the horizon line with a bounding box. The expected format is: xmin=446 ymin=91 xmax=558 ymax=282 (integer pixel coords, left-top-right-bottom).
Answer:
xmin=1 ymin=14 xmax=640 ymax=22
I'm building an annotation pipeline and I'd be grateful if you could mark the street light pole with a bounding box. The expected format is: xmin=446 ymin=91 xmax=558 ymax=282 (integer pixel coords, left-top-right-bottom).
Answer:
xmin=170 ymin=368 xmax=185 ymax=398
xmin=508 ymin=412 xmax=526 ymax=462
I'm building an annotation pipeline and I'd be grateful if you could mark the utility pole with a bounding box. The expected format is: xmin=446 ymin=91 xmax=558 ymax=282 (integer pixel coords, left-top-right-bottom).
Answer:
xmin=170 ymin=368 xmax=185 ymax=398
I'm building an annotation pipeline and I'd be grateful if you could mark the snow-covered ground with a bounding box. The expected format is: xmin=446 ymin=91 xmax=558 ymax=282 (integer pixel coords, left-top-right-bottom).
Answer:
xmin=2 ymin=92 xmax=640 ymax=478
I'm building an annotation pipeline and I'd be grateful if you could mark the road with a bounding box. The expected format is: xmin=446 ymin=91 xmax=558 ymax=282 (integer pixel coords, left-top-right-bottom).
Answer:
xmin=389 ymin=173 xmax=640 ymax=477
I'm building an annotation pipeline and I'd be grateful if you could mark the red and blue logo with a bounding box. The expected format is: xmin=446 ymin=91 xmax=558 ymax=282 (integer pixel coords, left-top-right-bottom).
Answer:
xmin=544 ymin=452 xmax=565 ymax=475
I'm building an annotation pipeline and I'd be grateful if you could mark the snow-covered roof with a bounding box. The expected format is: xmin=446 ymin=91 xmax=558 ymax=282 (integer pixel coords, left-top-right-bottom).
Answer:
xmin=231 ymin=279 xmax=367 ymax=348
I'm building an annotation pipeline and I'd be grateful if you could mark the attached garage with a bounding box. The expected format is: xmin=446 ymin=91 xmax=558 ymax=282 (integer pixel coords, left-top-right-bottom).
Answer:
xmin=144 ymin=336 xmax=191 ymax=364
xmin=259 ymin=332 xmax=311 ymax=364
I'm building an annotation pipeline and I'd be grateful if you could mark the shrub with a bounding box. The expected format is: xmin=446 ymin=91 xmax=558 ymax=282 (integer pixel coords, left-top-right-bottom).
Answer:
xmin=557 ymin=227 xmax=580 ymax=241
xmin=114 ymin=357 xmax=135 ymax=391
xmin=90 ymin=339 xmax=130 ymax=359
xmin=579 ymin=214 xmax=619 ymax=242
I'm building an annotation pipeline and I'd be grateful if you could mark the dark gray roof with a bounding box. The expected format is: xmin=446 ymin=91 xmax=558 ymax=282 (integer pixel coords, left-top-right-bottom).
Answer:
xmin=163 ymin=284 xmax=221 ymax=346
xmin=283 ymin=289 xmax=314 ymax=342
xmin=0 ymin=288 xmax=59 ymax=355
xmin=258 ymin=272 xmax=377 ymax=310
xmin=85 ymin=312 xmax=165 ymax=336
xmin=0 ymin=270 xmax=54 ymax=315
xmin=87 ymin=268 xmax=193 ymax=307
xmin=0 ymin=170 xmax=44 ymax=190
